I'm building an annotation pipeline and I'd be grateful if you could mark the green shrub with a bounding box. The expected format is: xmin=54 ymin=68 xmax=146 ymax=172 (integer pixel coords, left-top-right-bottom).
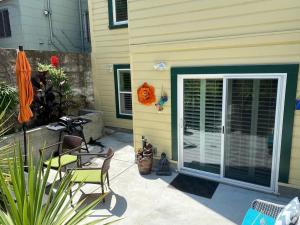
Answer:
xmin=37 ymin=63 xmax=72 ymax=97
xmin=0 ymin=83 xmax=18 ymax=114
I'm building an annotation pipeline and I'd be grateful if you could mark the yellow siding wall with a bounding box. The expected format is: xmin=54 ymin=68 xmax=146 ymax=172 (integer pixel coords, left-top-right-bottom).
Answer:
xmin=128 ymin=0 xmax=300 ymax=187
xmin=88 ymin=0 xmax=132 ymax=129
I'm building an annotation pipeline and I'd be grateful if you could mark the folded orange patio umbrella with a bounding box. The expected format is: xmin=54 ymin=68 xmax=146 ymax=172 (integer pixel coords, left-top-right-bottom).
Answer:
xmin=16 ymin=47 xmax=34 ymax=166
xmin=16 ymin=49 xmax=33 ymax=123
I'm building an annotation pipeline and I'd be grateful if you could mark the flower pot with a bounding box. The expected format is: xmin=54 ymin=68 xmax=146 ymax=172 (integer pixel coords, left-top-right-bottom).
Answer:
xmin=136 ymin=146 xmax=153 ymax=175
xmin=136 ymin=137 xmax=154 ymax=175
xmin=137 ymin=156 xmax=153 ymax=175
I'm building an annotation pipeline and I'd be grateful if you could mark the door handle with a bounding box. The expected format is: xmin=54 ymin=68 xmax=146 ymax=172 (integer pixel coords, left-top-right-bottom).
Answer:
xmin=222 ymin=126 xmax=225 ymax=134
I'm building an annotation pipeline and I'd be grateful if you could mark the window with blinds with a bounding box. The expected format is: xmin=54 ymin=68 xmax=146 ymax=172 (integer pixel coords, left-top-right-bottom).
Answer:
xmin=224 ymin=79 xmax=278 ymax=187
xmin=113 ymin=0 xmax=128 ymax=24
xmin=183 ymin=79 xmax=223 ymax=174
xmin=0 ymin=9 xmax=11 ymax=38
xmin=117 ymin=69 xmax=132 ymax=116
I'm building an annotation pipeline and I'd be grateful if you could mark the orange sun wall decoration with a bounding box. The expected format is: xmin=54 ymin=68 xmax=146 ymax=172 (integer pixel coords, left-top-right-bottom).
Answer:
xmin=137 ymin=82 xmax=156 ymax=105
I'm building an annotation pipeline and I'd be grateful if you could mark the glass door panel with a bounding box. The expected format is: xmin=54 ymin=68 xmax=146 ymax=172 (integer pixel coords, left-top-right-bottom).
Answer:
xmin=224 ymin=79 xmax=278 ymax=187
xmin=183 ymin=79 xmax=223 ymax=174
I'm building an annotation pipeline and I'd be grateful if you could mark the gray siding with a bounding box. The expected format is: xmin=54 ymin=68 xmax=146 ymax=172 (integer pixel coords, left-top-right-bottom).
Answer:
xmin=0 ymin=0 xmax=90 ymax=53
xmin=0 ymin=0 xmax=23 ymax=49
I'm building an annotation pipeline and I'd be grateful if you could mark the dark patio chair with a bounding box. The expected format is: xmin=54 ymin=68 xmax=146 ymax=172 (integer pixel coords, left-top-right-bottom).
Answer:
xmin=69 ymin=148 xmax=114 ymax=203
xmin=39 ymin=135 xmax=83 ymax=179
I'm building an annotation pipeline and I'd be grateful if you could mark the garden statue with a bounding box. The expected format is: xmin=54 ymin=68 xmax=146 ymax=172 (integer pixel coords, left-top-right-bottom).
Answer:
xmin=156 ymin=152 xmax=171 ymax=176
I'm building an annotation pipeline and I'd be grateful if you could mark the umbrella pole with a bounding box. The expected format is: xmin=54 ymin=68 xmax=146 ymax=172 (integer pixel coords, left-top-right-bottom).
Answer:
xmin=22 ymin=123 xmax=27 ymax=166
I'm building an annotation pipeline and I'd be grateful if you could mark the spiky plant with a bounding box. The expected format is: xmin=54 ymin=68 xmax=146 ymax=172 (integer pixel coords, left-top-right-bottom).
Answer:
xmin=0 ymin=148 xmax=111 ymax=225
xmin=0 ymin=98 xmax=17 ymax=179
xmin=0 ymin=100 xmax=113 ymax=225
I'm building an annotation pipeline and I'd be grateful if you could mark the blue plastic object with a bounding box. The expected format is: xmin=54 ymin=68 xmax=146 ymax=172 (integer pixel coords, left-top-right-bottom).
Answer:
xmin=241 ymin=208 xmax=275 ymax=225
xmin=296 ymin=99 xmax=300 ymax=110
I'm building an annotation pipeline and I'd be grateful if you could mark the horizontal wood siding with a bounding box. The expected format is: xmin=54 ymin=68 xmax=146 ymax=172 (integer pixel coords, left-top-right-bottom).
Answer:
xmin=89 ymin=0 xmax=132 ymax=129
xmin=128 ymin=0 xmax=300 ymax=187
xmin=128 ymin=0 xmax=300 ymax=45
xmin=0 ymin=0 xmax=23 ymax=49
xmin=17 ymin=0 xmax=87 ymax=52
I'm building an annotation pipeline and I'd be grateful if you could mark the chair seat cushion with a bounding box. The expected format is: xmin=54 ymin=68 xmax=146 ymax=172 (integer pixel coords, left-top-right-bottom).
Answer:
xmin=44 ymin=155 xmax=77 ymax=168
xmin=71 ymin=169 xmax=103 ymax=183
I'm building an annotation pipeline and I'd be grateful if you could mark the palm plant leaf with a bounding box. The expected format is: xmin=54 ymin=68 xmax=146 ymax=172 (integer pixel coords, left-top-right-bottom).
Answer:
xmin=0 ymin=146 xmax=112 ymax=225
xmin=0 ymin=100 xmax=17 ymax=176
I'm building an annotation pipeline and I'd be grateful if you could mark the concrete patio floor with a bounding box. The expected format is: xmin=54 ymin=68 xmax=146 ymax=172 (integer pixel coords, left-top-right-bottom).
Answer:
xmin=74 ymin=131 xmax=291 ymax=225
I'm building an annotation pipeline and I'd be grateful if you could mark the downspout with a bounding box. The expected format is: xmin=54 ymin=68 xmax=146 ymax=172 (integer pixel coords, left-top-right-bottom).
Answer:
xmin=78 ymin=0 xmax=84 ymax=52
xmin=46 ymin=0 xmax=60 ymax=51
xmin=47 ymin=0 xmax=54 ymax=47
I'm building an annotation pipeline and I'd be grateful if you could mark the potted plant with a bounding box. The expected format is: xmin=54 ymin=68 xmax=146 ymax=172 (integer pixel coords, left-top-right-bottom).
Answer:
xmin=136 ymin=136 xmax=153 ymax=175
xmin=32 ymin=57 xmax=72 ymax=126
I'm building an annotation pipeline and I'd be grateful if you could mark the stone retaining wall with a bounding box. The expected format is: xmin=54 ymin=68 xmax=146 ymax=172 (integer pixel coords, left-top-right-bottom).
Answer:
xmin=0 ymin=48 xmax=95 ymax=112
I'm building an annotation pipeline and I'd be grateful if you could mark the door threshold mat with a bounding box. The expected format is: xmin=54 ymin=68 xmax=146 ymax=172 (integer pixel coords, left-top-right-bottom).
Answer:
xmin=169 ymin=174 xmax=219 ymax=199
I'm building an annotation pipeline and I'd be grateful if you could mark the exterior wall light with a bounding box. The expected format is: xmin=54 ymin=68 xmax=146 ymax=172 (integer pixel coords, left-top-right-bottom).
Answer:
xmin=43 ymin=10 xmax=50 ymax=16
xmin=154 ymin=62 xmax=167 ymax=71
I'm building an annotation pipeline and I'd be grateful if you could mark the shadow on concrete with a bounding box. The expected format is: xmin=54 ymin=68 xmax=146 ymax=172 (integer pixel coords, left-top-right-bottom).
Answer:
xmin=139 ymin=170 xmax=177 ymax=182
xmin=171 ymin=176 xmax=290 ymax=224
xmin=82 ymin=132 xmax=292 ymax=224
xmin=188 ymin=183 xmax=290 ymax=224
xmin=77 ymin=189 xmax=127 ymax=218
xmin=140 ymin=171 xmax=290 ymax=224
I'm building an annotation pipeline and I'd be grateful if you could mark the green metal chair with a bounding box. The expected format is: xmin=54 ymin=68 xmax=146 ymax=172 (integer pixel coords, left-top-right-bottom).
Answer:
xmin=69 ymin=148 xmax=114 ymax=203
xmin=39 ymin=135 xmax=83 ymax=179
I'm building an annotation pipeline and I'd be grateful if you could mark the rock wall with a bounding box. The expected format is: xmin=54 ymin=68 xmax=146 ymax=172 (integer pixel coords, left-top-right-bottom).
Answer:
xmin=0 ymin=48 xmax=95 ymax=112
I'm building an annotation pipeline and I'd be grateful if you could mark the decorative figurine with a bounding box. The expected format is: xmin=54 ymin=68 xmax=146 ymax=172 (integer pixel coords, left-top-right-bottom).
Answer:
xmin=137 ymin=82 xmax=156 ymax=105
xmin=155 ymin=86 xmax=168 ymax=112
xmin=156 ymin=152 xmax=171 ymax=176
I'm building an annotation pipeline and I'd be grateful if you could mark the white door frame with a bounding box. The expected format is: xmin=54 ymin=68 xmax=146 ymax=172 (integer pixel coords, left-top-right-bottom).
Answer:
xmin=177 ymin=73 xmax=287 ymax=193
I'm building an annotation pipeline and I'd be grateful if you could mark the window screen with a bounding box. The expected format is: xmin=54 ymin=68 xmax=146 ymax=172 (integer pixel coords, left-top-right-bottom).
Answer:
xmin=118 ymin=69 xmax=132 ymax=115
xmin=0 ymin=9 xmax=11 ymax=38
xmin=114 ymin=0 xmax=128 ymax=23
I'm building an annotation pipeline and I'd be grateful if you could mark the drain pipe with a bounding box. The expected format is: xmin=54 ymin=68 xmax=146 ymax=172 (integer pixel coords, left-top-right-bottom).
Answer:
xmin=45 ymin=0 xmax=59 ymax=50
xmin=78 ymin=0 xmax=84 ymax=52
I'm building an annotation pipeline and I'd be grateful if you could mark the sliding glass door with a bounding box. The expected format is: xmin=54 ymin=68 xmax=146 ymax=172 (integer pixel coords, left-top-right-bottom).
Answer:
xmin=179 ymin=74 xmax=285 ymax=191
xmin=224 ymin=79 xmax=278 ymax=187
xmin=182 ymin=79 xmax=223 ymax=175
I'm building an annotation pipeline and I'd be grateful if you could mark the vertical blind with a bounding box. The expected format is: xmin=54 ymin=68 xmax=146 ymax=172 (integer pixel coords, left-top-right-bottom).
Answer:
xmin=115 ymin=0 xmax=128 ymax=22
xmin=118 ymin=70 xmax=132 ymax=115
xmin=0 ymin=9 xmax=11 ymax=38
xmin=225 ymin=79 xmax=278 ymax=187
xmin=183 ymin=79 xmax=223 ymax=174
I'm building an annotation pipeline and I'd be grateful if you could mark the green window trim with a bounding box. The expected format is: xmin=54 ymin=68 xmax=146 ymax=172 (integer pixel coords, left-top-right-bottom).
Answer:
xmin=108 ymin=0 xmax=128 ymax=30
xmin=171 ymin=64 xmax=299 ymax=183
xmin=113 ymin=64 xmax=132 ymax=120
